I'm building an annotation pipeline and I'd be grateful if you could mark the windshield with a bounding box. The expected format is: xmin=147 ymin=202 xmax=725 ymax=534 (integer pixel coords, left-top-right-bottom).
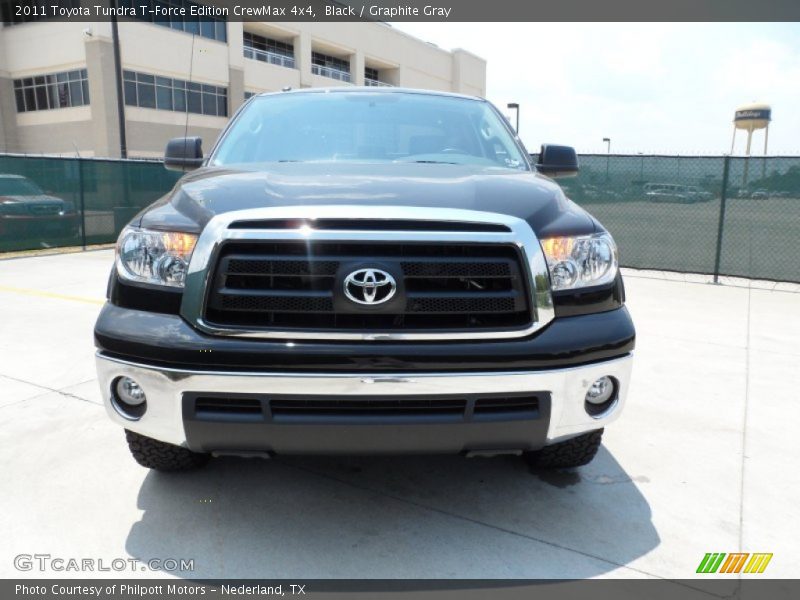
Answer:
xmin=0 ymin=177 xmax=43 ymax=196
xmin=211 ymin=92 xmax=528 ymax=170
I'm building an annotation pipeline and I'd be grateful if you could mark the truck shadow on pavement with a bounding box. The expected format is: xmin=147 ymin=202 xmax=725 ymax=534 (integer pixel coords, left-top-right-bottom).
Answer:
xmin=125 ymin=447 xmax=658 ymax=578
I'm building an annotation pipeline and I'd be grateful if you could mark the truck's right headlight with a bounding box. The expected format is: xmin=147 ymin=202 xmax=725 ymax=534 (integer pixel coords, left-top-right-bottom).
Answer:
xmin=116 ymin=227 xmax=197 ymax=288
xmin=540 ymin=232 xmax=618 ymax=291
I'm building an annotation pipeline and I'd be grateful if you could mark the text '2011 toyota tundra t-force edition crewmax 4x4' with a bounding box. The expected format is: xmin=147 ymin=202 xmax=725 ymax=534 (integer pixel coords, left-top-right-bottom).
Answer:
xmin=94 ymin=89 xmax=635 ymax=472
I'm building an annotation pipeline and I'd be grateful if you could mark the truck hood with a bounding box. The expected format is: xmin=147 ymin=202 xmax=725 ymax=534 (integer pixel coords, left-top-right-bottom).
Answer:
xmin=138 ymin=162 xmax=597 ymax=238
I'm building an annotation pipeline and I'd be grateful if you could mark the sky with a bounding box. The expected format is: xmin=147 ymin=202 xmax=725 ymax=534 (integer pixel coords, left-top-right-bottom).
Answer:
xmin=392 ymin=22 xmax=800 ymax=155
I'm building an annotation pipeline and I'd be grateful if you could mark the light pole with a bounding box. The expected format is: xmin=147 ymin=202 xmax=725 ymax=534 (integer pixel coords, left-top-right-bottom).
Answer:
xmin=111 ymin=3 xmax=127 ymax=158
xmin=638 ymin=152 xmax=644 ymax=183
xmin=603 ymin=137 xmax=611 ymax=181
xmin=507 ymin=103 xmax=519 ymax=134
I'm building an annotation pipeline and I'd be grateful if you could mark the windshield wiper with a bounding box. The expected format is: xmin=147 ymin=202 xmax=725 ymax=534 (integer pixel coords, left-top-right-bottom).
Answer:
xmin=400 ymin=159 xmax=460 ymax=165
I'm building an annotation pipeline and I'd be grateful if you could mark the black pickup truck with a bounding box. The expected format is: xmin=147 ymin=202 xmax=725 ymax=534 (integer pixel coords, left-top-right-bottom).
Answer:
xmin=94 ymin=88 xmax=634 ymax=471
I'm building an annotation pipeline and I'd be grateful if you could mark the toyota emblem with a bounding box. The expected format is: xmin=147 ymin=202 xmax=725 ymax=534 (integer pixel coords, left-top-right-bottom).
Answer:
xmin=344 ymin=268 xmax=397 ymax=305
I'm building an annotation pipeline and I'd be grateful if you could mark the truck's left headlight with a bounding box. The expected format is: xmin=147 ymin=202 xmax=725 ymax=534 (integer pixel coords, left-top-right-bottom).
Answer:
xmin=540 ymin=232 xmax=618 ymax=291
xmin=116 ymin=227 xmax=197 ymax=288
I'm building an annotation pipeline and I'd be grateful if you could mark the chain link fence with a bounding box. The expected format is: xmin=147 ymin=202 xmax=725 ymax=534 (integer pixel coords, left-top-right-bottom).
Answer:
xmin=1 ymin=153 xmax=798 ymax=282
xmin=0 ymin=154 xmax=180 ymax=253
xmin=555 ymin=154 xmax=800 ymax=282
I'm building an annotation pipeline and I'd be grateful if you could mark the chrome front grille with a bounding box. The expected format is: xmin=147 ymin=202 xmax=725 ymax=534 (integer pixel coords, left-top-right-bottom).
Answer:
xmin=29 ymin=203 xmax=62 ymax=215
xmin=180 ymin=206 xmax=555 ymax=341
xmin=204 ymin=241 xmax=531 ymax=332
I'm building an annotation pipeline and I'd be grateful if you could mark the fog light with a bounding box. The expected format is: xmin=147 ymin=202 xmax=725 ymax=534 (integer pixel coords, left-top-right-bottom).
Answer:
xmin=584 ymin=376 xmax=617 ymax=417
xmin=586 ymin=376 xmax=614 ymax=405
xmin=116 ymin=377 xmax=146 ymax=405
xmin=112 ymin=377 xmax=147 ymax=420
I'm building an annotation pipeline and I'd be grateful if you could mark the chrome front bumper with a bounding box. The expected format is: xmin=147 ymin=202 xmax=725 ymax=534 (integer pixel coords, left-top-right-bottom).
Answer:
xmin=96 ymin=352 xmax=633 ymax=454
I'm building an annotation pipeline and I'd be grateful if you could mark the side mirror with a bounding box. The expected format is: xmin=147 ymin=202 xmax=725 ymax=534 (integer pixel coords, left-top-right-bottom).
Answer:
xmin=534 ymin=144 xmax=579 ymax=178
xmin=164 ymin=137 xmax=203 ymax=172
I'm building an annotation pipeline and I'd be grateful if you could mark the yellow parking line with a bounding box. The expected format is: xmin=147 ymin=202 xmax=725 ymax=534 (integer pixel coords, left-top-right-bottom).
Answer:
xmin=0 ymin=285 xmax=104 ymax=305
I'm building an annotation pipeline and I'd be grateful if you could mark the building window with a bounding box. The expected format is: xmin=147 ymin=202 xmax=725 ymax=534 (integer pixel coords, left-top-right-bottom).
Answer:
xmin=1 ymin=0 xmax=80 ymax=26
xmin=244 ymin=91 xmax=257 ymax=100
xmin=13 ymin=69 xmax=90 ymax=113
xmin=364 ymin=67 xmax=392 ymax=87
xmin=123 ymin=70 xmax=228 ymax=117
xmin=243 ymin=32 xmax=295 ymax=69
xmin=311 ymin=51 xmax=351 ymax=82
xmin=118 ymin=0 xmax=227 ymax=42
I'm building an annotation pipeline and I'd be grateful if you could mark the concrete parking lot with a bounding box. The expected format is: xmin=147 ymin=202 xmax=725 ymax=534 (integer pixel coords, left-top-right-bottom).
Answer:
xmin=1 ymin=249 xmax=798 ymax=580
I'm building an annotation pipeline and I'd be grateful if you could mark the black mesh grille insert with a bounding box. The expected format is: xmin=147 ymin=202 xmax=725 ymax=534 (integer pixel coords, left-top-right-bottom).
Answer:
xmin=407 ymin=296 xmax=517 ymax=314
xmin=474 ymin=396 xmax=539 ymax=414
xmin=188 ymin=393 xmax=542 ymax=422
xmin=227 ymin=259 xmax=340 ymax=276
xmin=219 ymin=294 xmax=334 ymax=313
xmin=270 ymin=397 xmax=468 ymax=417
xmin=195 ymin=397 xmax=262 ymax=416
xmin=401 ymin=261 xmax=512 ymax=277
xmin=204 ymin=240 xmax=532 ymax=332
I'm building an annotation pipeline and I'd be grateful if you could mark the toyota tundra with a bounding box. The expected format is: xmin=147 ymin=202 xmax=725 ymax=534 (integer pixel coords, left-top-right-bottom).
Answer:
xmin=94 ymin=88 xmax=635 ymax=471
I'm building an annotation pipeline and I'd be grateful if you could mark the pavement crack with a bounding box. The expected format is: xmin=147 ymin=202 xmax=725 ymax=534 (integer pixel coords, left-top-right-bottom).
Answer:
xmin=0 ymin=374 xmax=101 ymax=407
xmin=0 ymin=397 xmax=37 ymax=410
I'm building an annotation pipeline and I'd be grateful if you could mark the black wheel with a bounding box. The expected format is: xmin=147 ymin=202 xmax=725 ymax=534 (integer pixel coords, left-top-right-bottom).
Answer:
xmin=125 ymin=430 xmax=210 ymax=471
xmin=524 ymin=429 xmax=603 ymax=469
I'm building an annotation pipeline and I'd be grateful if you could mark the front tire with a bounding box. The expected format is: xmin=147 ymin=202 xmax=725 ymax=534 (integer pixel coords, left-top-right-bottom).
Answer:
xmin=524 ymin=429 xmax=603 ymax=469
xmin=125 ymin=430 xmax=210 ymax=471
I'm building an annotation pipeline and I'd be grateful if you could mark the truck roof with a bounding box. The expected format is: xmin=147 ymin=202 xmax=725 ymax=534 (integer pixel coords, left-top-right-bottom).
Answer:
xmin=252 ymin=86 xmax=485 ymax=103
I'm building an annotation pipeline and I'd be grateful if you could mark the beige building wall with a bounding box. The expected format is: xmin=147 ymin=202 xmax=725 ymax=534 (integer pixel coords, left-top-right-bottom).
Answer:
xmin=0 ymin=21 xmax=96 ymax=154
xmin=0 ymin=19 xmax=486 ymax=158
